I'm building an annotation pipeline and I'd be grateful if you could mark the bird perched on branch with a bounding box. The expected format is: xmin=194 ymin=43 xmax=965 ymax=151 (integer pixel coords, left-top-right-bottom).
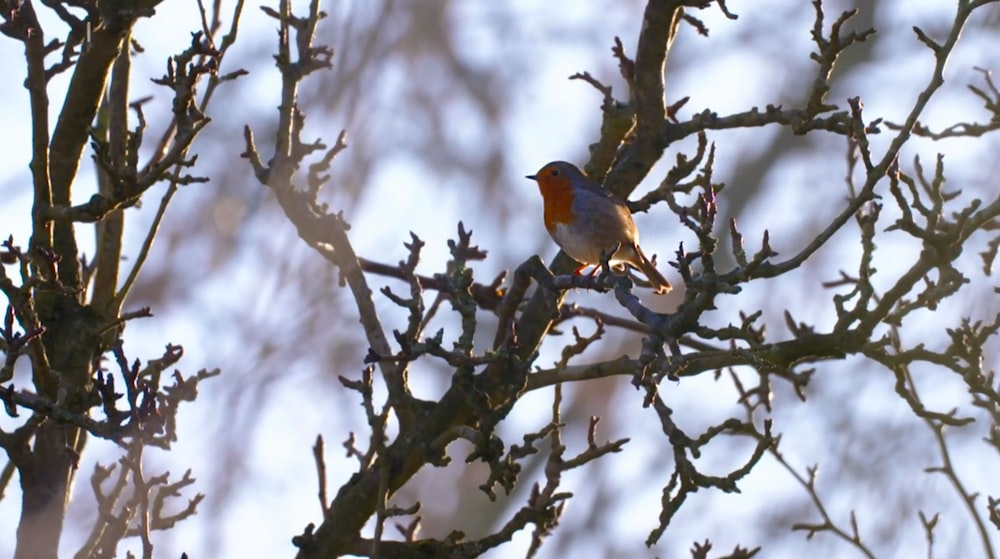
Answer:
xmin=527 ymin=160 xmax=671 ymax=294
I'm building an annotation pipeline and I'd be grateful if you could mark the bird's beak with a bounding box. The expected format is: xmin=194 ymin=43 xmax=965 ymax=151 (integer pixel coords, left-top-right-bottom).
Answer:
xmin=525 ymin=174 xmax=537 ymax=181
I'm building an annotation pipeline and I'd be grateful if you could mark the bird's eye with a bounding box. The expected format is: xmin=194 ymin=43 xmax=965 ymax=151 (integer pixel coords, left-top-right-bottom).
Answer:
xmin=549 ymin=169 xmax=560 ymax=176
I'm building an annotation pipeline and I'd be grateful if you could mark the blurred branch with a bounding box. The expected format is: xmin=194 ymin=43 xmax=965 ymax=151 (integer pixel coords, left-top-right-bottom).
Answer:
xmin=344 ymin=386 xmax=627 ymax=559
xmin=45 ymin=31 xmax=220 ymax=226
xmin=924 ymin=408 xmax=996 ymax=559
xmin=805 ymin=2 xmax=876 ymax=117
xmin=876 ymin=314 xmax=999 ymax=559
xmin=570 ymin=68 xmax=630 ymax=183
xmin=113 ymin=183 xmax=177 ymax=314
xmin=874 ymin=0 xmax=995 ymax=171
xmin=602 ymin=0 xmax=684 ymax=197
xmin=115 ymin=2 xmax=247 ymax=314
xmin=45 ymin=4 xmax=139 ymax=290
xmin=76 ymin=450 xmax=204 ymax=559
xmin=772 ymin=451 xmax=877 ymax=559
xmin=359 ymin=257 xmax=505 ymax=312
xmin=90 ymin=36 xmax=132 ymax=312
xmin=645 ymin=395 xmax=772 ymax=546
xmin=989 ymin=497 xmax=1000 ymax=532
xmin=6 ymin=1 xmax=56 ymax=264
xmin=311 ymin=435 xmax=329 ymax=517
xmin=0 ymin=263 xmax=52 ymax=389
xmin=689 ymin=540 xmax=761 ymax=559
xmin=888 ymin=66 xmax=1000 ymax=139
xmin=727 ymin=355 xmax=876 ymax=557
xmin=140 ymin=0 xmax=248 ymax=178
xmin=0 ymin=344 xmax=214 ymax=447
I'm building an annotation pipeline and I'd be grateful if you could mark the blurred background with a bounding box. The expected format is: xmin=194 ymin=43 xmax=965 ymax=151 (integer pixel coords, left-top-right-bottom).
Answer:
xmin=2 ymin=0 xmax=1000 ymax=557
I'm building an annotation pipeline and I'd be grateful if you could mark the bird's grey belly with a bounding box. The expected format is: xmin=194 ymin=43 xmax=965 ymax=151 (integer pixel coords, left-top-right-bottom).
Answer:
xmin=551 ymin=221 xmax=625 ymax=264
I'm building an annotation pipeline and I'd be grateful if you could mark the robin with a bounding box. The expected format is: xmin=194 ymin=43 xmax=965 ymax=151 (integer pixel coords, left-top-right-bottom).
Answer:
xmin=527 ymin=160 xmax=672 ymax=294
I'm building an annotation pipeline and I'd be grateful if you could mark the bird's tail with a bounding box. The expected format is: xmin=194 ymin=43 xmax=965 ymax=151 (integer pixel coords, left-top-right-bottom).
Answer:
xmin=631 ymin=244 xmax=672 ymax=295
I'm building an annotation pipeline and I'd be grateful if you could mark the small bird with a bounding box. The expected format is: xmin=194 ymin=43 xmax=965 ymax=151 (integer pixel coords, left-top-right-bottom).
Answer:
xmin=527 ymin=160 xmax=672 ymax=294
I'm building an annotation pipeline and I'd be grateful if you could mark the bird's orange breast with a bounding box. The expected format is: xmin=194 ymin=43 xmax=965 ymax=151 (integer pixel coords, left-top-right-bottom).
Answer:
xmin=538 ymin=179 xmax=575 ymax=233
